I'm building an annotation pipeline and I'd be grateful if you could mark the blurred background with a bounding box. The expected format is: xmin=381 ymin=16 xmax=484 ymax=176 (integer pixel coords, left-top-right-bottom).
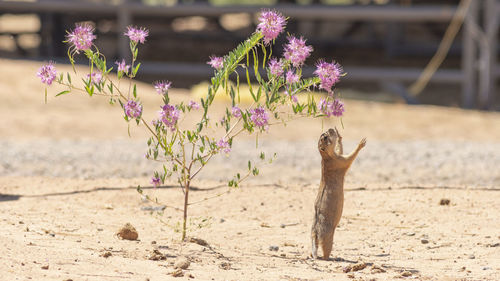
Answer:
xmin=0 ymin=0 xmax=498 ymax=109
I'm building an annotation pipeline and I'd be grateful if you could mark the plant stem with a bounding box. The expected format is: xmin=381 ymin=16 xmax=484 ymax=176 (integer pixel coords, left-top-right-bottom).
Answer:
xmin=181 ymin=178 xmax=190 ymax=241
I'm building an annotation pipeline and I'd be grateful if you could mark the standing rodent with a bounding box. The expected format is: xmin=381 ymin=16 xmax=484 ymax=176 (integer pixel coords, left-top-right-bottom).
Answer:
xmin=311 ymin=128 xmax=366 ymax=260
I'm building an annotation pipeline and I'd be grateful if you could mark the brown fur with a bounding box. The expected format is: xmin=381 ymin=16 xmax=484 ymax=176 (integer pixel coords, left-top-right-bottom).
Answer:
xmin=311 ymin=128 xmax=366 ymax=260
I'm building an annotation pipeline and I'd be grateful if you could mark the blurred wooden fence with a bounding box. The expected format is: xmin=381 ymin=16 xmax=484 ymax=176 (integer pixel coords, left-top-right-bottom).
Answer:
xmin=0 ymin=0 xmax=498 ymax=109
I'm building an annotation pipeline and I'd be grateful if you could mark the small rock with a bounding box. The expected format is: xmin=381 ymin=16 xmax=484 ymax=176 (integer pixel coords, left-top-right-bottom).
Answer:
xmin=151 ymin=240 xmax=156 ymax=245
xmin=116 ymin=223 xmax=138 ymax=240
xmin=401 ymin=271 xmax=412 ymax=277
xmin=101 ymin=251 xmax=112 ymax=258
xmin=487 ymin=243 xmax=500 ymax=247
xmin=41 ymin=265 xmax=49 ymax=270
xmin=421 ymin=239 xmax=429 ymax=244
xmin=170 ymin=269 xmax=183 ymax=277
xmin=187 ymin=273 xmax=194 ymax=278
xmin=351 ymin=262 xmax=367 ymax=272
xmin=174 ymin=257 xmax=190 ymax=269
xmin=405 ymin=232 xmax=416 ymax=236
xmin=371 ymin=264 xmax=386 ymax=273
xmin=260 ymin=222 xmax=270 ymax=228
xmin=269 ymin=245 xmax=279 ymax=251
xmin=439 ymin=199 xmax=450 ymax=206
xmin=343 ymin=265 xmax=352 ymax=273
xmin=220 ymin=218 xmax=225 ymax=223
xmin=148 ymin=249 xmax=165 ymax=261
xmin=347 ymin=273 xmax=355 ymax=278
xmin=468 ymin=255 xmax=475 ymax=259
xmin=189 ymin=237 xmax=208 ymax=247
xmin=483 ymin=267 xmax=491 ymax=270
xmin=219 ymin=262 xmax=231 ymax=270
xmin=18 ymin=221 xmax=24 ymax=224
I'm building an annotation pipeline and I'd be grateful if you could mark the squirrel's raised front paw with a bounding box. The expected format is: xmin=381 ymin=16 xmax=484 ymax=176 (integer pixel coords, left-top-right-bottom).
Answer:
xmin=359 ymin=138 xmax=367 ymax=148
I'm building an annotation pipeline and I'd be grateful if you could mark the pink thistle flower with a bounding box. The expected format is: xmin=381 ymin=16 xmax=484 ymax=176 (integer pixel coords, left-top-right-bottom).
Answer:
xmin=150 ymin=176 xmax=161 ymax=188
xmin=216 ymin=138 xmax=231 ymax=154
xmin=188 ymin=100 xmax=200 ymax=110
xmin=124 ymin=26 xmax=149 ymax=44
xmin=159 ymin=104 xmax=180 ymax=131
xmin=37 ymin=61 xmax=57 ymax=85
xmin=257 ymin=10 xmax=286 ymax=45
xmin=153 ymin=80 xmax=171 ymax=95
xmin=207 ymin=56 xmax=224 ymax=70
xmin=66 ymin=23 xmax=95 ymax=52
xmin=115 ymin=59 xmax=130 ymax=74
xmin=314 ymin=60 xmax=343 ymax=93
xmin=286 ymin=70 xmax=300 ymax=84
xmin=283 ymin=36 xmax=313 ymax=68
xmin=231 ymin=106 xmax=242 ymax=118
xmin=124 ymin=100 xmax=142 ymax=119
xmin=318 ymin=98 xmax=345 ymax=117
xmin=249 ymin=106 xmax=269 ymax=130
xmin=268 ymin=58 xmax=284 ymax=77
xmin=86 ymin=71 xmax=103 ymax=84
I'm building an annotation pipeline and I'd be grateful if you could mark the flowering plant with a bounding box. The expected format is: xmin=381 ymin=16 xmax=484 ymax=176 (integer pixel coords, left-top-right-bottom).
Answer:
xmin=38 ymin=10 xmax=345 ymax=240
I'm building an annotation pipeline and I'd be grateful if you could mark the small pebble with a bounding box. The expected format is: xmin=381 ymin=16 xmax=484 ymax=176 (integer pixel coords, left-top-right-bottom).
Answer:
xmin=269 ymin=245 xmax=279 ymax=251
xmin=421 ymin=239 xmax=429 ymax=244
xmin=174 ymin=257 xmax=190 ymax=269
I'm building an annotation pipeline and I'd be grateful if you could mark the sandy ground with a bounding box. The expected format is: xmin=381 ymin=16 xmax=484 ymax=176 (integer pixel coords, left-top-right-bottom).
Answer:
xmin=0 ymin=58 xmax=500 ymax=280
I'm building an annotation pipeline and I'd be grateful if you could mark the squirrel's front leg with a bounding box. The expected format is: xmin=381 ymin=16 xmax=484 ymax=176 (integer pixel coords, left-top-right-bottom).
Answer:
xmin=334 ymin=138 xmax=366 ymax=169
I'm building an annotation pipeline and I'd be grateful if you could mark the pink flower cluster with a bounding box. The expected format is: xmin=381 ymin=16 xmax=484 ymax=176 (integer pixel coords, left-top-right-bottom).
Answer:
xmin=268 ymin=58 xmax=284 ymax=77
xmin=154 ymin=80 xmax=172 ymax=95
xmin=318 ymin=98 xmax=344 ymax=117
xmin=124 ymin=26 xmax=149 ymax=44
xmin=284 ymin=36 xmax=313 ymax=68
xmin=150 ymin=176 xmax=161 ymax=188
xmin=159 ymin=104 xmax=180 ymax=130
xmin=286 ymin=70 xmax=300 ymax=84
xmin=87 ymin=72 xmax=103 ymax=84
xmin=314 ymin=60 xmax=343 ymax=94
xmin=124 ymin=100 xmax=143 ymax=119
xmin=115 ymin=59 xmax=130 ymax=74
xmin=37 ymin=62 xmax=57 ymax=85
xmin=216 ymin=138 xmax=231 ymax=154
xmin=188 ymin=100 xmax=200 ymax=110
xmin=231 ymin=106 xmax=242 ymax=118
xmin=66 ymin=23 xmax=95 ymax=52
xmin=250 ymin=106 xmax=269 ymax=130
xmin=207 ymin=56 xmax=224 ymax=70
xmin=257 ymin=10 xmax=286 ymax=45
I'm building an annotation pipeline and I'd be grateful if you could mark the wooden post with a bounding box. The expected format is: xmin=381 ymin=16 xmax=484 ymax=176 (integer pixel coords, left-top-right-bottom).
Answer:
xmin=461 ymin=0 xmax=478 ymax=109
xmin=118 ymin=4 xmax=131 ymax=62
xmin=482 ymin=0 xmax=498 ymax=109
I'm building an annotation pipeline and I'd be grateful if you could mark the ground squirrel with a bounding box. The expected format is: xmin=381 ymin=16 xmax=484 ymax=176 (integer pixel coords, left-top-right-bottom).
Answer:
xmin=311 ymin=128 xmax=366 ymax=260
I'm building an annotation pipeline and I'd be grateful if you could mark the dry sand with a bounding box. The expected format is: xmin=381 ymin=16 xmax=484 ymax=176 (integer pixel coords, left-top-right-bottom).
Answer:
xmin=0 ymin=58 xmax=499 ymax=280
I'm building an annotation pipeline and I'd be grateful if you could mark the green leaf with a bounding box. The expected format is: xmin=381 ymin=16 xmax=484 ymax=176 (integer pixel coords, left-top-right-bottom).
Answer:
xmin=55 ymin=90 xmax=70 ymax=97
xmin=133 ymin=63 xmax=141 ymax=76
xmin=133 ymin=84 xmax=137 ymax=98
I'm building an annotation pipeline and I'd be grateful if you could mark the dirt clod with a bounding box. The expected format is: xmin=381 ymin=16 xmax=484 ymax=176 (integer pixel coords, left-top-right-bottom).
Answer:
xmin=101 ymin=251 xmax=112 ymax=258
xmin=174 ymin=257 xmax=190 ymax=269
xmin=421 ymin=239 xmax=429 ymax=244
xmin=41 ymin=265 xmax=49 ymax=270
xmin=116 ymin=223 xmax=138 ymax=240
xmin=219 ymin=262 xmax=231 ymax=270
xmin=439 ymin=199 xmax=450 ymax=205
